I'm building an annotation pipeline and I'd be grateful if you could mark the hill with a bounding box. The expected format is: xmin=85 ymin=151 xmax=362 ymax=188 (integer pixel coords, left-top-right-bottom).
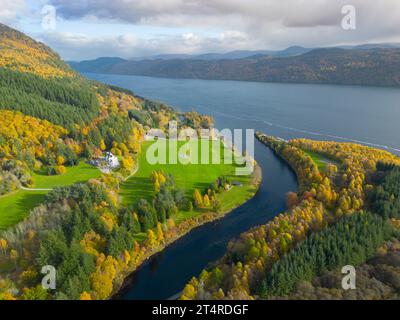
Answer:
xmin=68 ymin=57 xmax=127 ymax=74
xmin=67 ymin=48 xmax=312 ymax=72
xmin=0 ymin=23 xmax=181 ymax=212
xmin=0 ymin=23 xmax=75 ymax=78
xmin=129 ymin=47 xmax=312 ymax=61
xmin=0 ymin=24 xmax=143 ymax=230
xmin=70 ymin=47 xmax=400 ymax=87
xmin=0 ymin=24 xmax=261 ymax=301
xmin=0 ymin=22 xmax=102 ymax=131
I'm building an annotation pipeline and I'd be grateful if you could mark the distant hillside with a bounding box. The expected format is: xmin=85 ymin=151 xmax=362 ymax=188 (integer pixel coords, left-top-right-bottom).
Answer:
xmin=67 ymin=47 xmax=312 ymax=72
xmin=68 ymin=57 xmax=127 ymax=74
xmin=70 ymin=47 xmax=400 ymax=87
xmin=128 ymin=46 xmax=312 ymax=61
xmin=0 ymin=23 xmax=206 ymax=141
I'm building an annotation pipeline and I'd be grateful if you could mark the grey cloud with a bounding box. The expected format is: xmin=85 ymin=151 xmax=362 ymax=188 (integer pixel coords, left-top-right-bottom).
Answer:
xmin=48 ymin=0 xmax=395 ymax=28
xmin=0 ymin=0 xmax=28 ymax=24
xmin=26 ymin=1 xmax=400 ymax=60
xmin=47 ymin=1 xmax=400 ymax=43
xmin=38 ymin=29 xmax=258 ymax=60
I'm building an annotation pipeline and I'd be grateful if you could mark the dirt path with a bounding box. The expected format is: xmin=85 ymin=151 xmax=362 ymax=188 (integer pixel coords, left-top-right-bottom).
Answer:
xmin=20 ymin=186 xmax=52 ymax=191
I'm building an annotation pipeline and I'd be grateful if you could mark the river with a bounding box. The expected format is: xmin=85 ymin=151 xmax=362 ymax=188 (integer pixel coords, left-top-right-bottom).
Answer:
xmin=85 ymin=73 xmax=400 ymax=299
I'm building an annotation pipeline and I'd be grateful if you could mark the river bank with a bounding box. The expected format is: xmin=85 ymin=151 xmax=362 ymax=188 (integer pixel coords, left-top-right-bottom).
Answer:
xmin=113 ymin=140 xmax=296 ymax=300
xmin=110 ymin=163 xmax=262 ymax=299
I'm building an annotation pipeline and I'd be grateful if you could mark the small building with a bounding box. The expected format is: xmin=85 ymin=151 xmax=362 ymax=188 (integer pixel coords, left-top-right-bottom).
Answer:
xmin=105 ymin=152 xmax=120 ymax=169
xmin=88 ymin=152 xmax=120 ymax=173
xmin=232 ymin=181 xmax=243 ymax=187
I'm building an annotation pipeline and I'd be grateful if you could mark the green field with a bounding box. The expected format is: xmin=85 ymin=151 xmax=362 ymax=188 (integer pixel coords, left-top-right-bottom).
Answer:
xmin=0 ymin=190 xmax=46 ymax=230
xmin=0 ymin=162 xmax=101 ymax=230
xmin=0 ymin=141 xmax=258 ymax=231
xmin=32 ymin=162 xmax=101 ymax=189
xmin=121 ymin=139 xmax=256 ymax=214
xmin=304 ymin=150 xmax=330 ymax=170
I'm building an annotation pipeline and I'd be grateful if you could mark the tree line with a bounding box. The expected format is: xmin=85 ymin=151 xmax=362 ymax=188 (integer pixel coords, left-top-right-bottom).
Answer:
xmin=258 ymin=212 xmax=394 ymax=297
xmin=369 ymin=167 xmax=400 ymax=219
xmin=0 ymin=69 xmax=99 ymax=130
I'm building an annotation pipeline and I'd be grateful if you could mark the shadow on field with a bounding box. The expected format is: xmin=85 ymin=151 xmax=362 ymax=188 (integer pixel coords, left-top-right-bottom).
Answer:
xmin=16 ymin=193 xmax=46 ymax=215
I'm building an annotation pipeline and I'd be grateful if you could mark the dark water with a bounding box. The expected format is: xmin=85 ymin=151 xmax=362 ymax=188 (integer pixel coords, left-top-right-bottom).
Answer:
xmin=117 ymin=141 xmax=297 ymax=299
xmin=87 ymin=73 xmax=400 ymax=155
xmin=85 ymin=73 xmax=400 ymax=299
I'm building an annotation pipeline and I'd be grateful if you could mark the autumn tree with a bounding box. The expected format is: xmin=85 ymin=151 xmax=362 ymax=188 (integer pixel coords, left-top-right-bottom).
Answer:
xmin=80 ymin=292 xmax=92 ymax=300
xmin=203 ymin=194 xmax=210 ymax=207
xmin=286 ymin=192 xmax=299 ymax=209
xmin=193 ymin=189 xmax=203 ymax=208
xmin=0 ymin=238 xmax=7 ymax=255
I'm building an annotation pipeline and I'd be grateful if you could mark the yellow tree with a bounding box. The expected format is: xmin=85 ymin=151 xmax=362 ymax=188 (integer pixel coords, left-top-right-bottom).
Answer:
xmin=121 ymin=156 xmax=135 ymax=171
xmin=10 ymin=249 xmax=19 ymax=269
xmin=100 ymin=139 xmax=106 ymax=151
xmin=203 ymin=194 xmax=210 ymax=207
xmin=0 ymin=238 xmax=7 ymax=255
xmin=156 ymin=223 xmax=164 ymax=242
xmin=123 ymin=250 xmax=131 ymax=266
xmin=56 ymin=155 xmax=65 ymax=166
xmin=80 ymin=292 xmax=92 ymax=300
xmin=158 ymin=172 xmax=166 ymax=185
xmin=154 ymin=180 xmax=161 ymax=193
xmin=55 ymin=165 xmax=66 ymax=175
xmin=147 ymin=230 xmax=158 ymax=247
xmin=193 ymin=189 xmax=203 ymax=208
xmin=90 ymin=255 xmax=117 ymax=300
xmin=181 ymin=284 xmax=197 ymax=300
xmin=151 ymin=171 xmax=159 ymax=183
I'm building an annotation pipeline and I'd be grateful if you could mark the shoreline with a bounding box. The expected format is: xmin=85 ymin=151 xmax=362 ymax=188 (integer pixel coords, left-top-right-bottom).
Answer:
xmin=82 ymin=71 xmax=400 ymax=91
xmin=110 ymin=163 xmax=262 ymax=300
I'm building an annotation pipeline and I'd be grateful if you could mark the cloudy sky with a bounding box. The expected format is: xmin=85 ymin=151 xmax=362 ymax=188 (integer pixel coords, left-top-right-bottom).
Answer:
xmin=1 ymin=0 xmax=400 ymax=60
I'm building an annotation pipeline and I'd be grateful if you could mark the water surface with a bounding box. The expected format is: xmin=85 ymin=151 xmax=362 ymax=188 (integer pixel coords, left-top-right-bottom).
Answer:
xmin=86 ymin=73 xmax=400 ymax=155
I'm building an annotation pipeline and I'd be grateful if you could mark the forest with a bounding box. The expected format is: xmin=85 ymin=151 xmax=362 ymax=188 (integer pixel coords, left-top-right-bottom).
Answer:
xmin=370 ymin=168 xmax=400 ymax=219
xmin=259 ymin=212 xmax=393 ymax=297
xmin=0 ymin=68 xmax=99 ymax=128
xmin=263 ymin=166 xmax=400 ymax=300
xmin=181 ymin=134 xmax=400 ymax=300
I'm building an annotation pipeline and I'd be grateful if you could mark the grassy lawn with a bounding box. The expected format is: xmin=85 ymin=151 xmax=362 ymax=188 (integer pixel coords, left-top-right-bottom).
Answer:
xmin=217 ymin=178 xmax=257 ymax=212
xmin=32 ymin=161 xmax=101 ymax=189
xmin=0 ymin=190 xmax=46 ymax=230
xmin=121 ymin=139 xmax=257 ymax=223
xmin=1 ymin=140 xmax=257 ymax=231
xmin=304 ymin=150 xmax=330 ymax=170
xmin=0 ymin=162 xmax=101 ymax=230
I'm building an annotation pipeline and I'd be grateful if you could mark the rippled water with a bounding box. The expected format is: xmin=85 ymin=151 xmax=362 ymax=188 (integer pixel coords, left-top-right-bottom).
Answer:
xmin=86 ymin=73 xmax=400 ymax=155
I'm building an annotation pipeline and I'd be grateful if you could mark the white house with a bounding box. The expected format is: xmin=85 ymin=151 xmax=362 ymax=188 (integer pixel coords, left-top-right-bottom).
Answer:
xmin=105 ymin=152 xmax=120 ymax=169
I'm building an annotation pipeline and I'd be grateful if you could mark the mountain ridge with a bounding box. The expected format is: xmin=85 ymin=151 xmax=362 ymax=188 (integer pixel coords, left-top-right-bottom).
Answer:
xmin=69 ymin=46 xmax=400 ymax=88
